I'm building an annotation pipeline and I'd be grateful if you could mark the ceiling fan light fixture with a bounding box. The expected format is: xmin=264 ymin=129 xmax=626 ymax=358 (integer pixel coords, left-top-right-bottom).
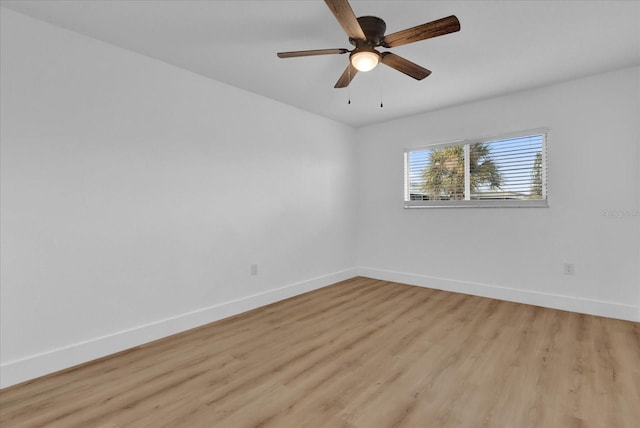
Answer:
xmin=277 ymin=1 xmax=461 ymax=88
xmin=350 ymin=48 xmax=380 ymax=72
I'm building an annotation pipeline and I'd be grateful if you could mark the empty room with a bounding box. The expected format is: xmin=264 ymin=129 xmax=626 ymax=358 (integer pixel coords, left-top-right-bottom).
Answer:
xmin=1 ymin=1 xmax=639 ymax=427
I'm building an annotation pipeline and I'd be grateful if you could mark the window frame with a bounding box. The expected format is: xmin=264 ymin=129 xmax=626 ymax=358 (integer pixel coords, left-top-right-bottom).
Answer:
xmin=404 ymin=128 xmax=548 ymax=209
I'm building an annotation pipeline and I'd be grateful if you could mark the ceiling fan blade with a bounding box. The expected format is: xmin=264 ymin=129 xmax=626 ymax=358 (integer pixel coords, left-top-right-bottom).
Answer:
xmin=277 ymin=48 xmax=349 ymax=58
xmin=381 ymin=52 xmax=431 ymax=80
xmin=382 ymin=15 xmax=460 ymax=48
xmin=324 ymin=0 xmax=366 ymax=40
xmin=334 ymin=63 xmax=358 ymax=88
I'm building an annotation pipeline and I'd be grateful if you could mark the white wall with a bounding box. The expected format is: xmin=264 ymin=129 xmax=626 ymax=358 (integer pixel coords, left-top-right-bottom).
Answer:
xmin=0 ymin=9 xmax=357 ymax=387
xmin=356 ymin=66 xmax=640 ymax=322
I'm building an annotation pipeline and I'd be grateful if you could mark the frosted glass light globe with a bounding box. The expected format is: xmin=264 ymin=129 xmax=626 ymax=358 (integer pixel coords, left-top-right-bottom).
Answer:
xmin=350 ymin=50 xmax=380 ymax=72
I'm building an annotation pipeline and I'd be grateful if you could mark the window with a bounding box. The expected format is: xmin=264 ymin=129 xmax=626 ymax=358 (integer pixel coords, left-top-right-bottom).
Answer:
xmin=404 ymin=130 xmax=547 ymax=208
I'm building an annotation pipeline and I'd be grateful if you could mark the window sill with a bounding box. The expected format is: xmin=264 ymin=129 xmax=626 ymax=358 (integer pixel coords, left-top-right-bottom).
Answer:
xmin=404 ymin=200 xmax=549 ymax=209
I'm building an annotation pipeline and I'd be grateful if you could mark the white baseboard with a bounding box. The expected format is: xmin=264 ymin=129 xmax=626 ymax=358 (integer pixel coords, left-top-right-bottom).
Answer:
xmin=4 ymin=266 xmax=636 ymax=389
xmin=0 ymin=268 xmax=357 ymax=389
xmin=357 ymin=267 xmax=640 ymax=323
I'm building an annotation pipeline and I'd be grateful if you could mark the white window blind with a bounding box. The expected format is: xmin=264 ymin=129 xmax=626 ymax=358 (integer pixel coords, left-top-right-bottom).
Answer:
xmin=404 ymin=130 xmax=547 ymax=208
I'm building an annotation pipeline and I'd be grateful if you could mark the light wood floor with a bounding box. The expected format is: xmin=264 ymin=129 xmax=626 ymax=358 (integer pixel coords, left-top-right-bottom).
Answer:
xmin=1 ymin=277 xmax=639 ymax=427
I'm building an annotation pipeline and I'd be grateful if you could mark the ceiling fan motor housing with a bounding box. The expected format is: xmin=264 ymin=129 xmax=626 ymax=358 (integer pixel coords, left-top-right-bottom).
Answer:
xmin=349 ymin=16 xmax=386 ymax=47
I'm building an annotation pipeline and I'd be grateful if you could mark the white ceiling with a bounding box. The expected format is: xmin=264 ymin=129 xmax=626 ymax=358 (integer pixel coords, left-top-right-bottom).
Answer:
xmin=2 ymin=0 xmax=640 ymax=127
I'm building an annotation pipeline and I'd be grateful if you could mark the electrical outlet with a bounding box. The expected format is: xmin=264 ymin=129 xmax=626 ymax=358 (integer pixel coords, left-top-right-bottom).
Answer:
xmin=250 ymin=264 xmax=258 ymax=276
xmin=563 ymin=263 xmax=575 ymax=275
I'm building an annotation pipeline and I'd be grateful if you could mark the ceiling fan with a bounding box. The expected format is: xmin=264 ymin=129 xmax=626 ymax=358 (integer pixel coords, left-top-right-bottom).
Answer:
xmin=277 ymin=0 xmax=460 ymax=88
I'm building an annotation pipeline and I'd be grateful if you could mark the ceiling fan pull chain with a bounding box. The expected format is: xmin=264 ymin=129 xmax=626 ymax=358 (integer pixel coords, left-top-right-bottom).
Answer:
xmin=379 ymin=66 xmax=384 ymax=108
xmin=348 ymin=66 xmax=352 ymax=104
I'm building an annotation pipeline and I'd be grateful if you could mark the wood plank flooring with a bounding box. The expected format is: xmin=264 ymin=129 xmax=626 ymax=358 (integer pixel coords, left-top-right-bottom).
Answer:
xmin=1 ymin=277 xmax=639 ymax=427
